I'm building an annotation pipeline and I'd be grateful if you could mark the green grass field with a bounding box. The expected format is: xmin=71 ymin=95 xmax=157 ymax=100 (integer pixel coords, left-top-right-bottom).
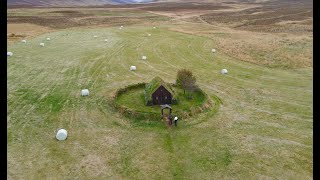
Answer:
xmin=7 ymin=25 xmax=312 ymax=179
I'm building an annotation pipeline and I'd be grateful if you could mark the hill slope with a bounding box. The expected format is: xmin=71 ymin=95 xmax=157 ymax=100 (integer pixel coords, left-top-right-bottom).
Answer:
xmin=7 ymin=0 xmax=155 ymax=6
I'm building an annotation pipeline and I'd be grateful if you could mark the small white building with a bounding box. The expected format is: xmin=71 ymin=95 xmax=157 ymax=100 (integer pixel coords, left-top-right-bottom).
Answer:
xmin=81 ymin=89 xmax=89 ymax=96
xmin=142 ymin=56 xmax=147 ymax=60
xmin=130 ymin=66 xmax=136 ymax=71
xmin=56 ymin=129 xmax=68 ymax=141
xmin=7 ymin=52 xmax=13 ymax=56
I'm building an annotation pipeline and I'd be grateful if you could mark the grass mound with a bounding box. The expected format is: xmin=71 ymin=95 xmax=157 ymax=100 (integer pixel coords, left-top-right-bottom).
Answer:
xmin=113 ymin=83 xmax=215 ymax=121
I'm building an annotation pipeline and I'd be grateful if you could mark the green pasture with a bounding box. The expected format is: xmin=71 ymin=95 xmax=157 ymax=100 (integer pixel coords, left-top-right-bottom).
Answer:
xmin=7 ymin=25 xmax=312 ymax=179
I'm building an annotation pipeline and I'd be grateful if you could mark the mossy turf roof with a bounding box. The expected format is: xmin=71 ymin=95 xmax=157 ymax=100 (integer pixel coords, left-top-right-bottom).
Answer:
xmin=144 ymin=76 xmax=175 ymax=102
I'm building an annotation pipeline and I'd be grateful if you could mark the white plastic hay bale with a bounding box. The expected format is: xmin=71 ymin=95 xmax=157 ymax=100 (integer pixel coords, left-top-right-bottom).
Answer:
xmin=40 ymin=43 xmax=45 ymax=47
xmin=81 ymin=89 xmax=89 ymax=96
xmin=130 ymin=66 xmax=136 ymax=71
xmin=7 ymin=52 xmax=13 ymax=56
xmin=21 ymin=39 xmax=27 ymax=43
xmin=56 ymin=129 xmax=68 ymax=141
xmin=46 ymin=37 xmax=51 ymax=41
xmin=104 ymin=39 xmax=108 ymax=42
xmin=142 ymin=56 xmax=147 ymax=60
xmin=220 ymin=69 xmax=228 ymax=74
xmin=211 ymin=48 xmax=216 ymax=53
xmin=94 ymin=35 xmax=98 ymax=38
xmin=153 ymin=26 xmax=156 ymax=29
xmin=148 ymin=34 xmax=151 ymax=36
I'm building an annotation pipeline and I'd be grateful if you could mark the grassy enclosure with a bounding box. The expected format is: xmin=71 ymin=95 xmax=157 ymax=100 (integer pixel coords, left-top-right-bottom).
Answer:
xmin=7 ymin=3 xmax=312 ymax=178
xmin=114 ymin=83 xmax=212 ymax=120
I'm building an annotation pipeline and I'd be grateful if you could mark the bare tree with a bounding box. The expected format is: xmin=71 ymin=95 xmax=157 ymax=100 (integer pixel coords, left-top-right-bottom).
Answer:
xmin=176 ymin=69 xmax=198 ymax=98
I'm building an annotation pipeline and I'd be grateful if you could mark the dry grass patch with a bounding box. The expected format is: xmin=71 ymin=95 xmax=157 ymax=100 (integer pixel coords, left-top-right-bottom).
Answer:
xmin=7 ymin=23 xmax=54 ymax=44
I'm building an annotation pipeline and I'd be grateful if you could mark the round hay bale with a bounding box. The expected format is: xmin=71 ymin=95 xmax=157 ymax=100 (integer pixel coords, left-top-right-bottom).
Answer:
xmin=21 ymin=40 xmax=27 ymax=43
xmin=81 ymin=89 xmax=89 ymax=96
xmin=174 ymin=117 xmax=178 ymax=121
xmin=40 ymin=43 xmax=45 ymax=47
xmin=220 ymin=69 xmax=228 ymax=74
xmin=148 ymin=34 xmax=151 ymax=36
xmin=94 ymin=35 xmax=98 ymax=38
xmin=130 ymin=66 xmax=136 ymax=71
xmin=7 ymin=52 xmax=13 ymax=56
xmin=212 ymin=49 xmax=216 ymax=53
xmin=142 ymin=56 xmax=147 ymax=60
xmin=46 ymin=37 xmax=51 ymax=41
xmin=153 ymin=27 xmax=156 ymax=29
xmin=56 ymin=129 xmax=68 ymax=141
xmin=104 ymin=39 xmax=108 ymax=42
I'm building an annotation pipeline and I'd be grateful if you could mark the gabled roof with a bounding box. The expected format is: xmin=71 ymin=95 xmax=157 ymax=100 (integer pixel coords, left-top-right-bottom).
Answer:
xmin=144 ymin=76 xmax=175 ymax=102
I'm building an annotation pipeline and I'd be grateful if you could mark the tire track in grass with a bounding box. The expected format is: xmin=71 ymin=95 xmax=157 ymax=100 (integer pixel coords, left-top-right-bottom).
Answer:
xmin=117 ymin=38 xmax=148 ymax=79
xmin=32 ymin=36 xmax=91 ymax=129
xmin=214 ymin=57 xmax=310 ymax=94
xmin=9 ymin=36 xmax=88 ymax=120
xmin=87 ymin=38 xmax=122 ymax=71
xmin=115 ymin=41 xmax=145 ymax=78
xmin=151 ymin=33 xmax=309 ymax=112
xmin=152 ymin=38 xmax=181 ymax=70
xmin=141 ymin=61 xmax=172 ymax=77
xmin=121 ymin=29 xmax=157 ymax=79
xmin=129 ymin=28 xmax=183 ymax=77
xmin=200 ymin=71 xmax=312 ymax=108
xmin=201 ymin=39 xmax=312 ymax=91
xmin=61 ymin=51 xmax=89 ymax=131
xmin=211 ymin=74 xmax=312 ymax=106
xmin=201 ymin=83 xmax=310 ymax=121
xmin=9 ymin=73 xmax=61 ymax=124
xmin=89 ymin=38 xmax=131 ymax=88
xmin=20 ymin=105 xmax=36 ymax=130
xmin=72 ymin=43 xmax=108 ymax=130
xmin=169 ymin=42 xmax=188 ymax=63
xmin=215 ymin=70 xmax=312 ymax=105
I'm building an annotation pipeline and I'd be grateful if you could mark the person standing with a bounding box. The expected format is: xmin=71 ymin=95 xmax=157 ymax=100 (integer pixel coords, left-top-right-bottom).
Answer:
xmin=169 ymin=115 xmax=173 ymax=127
xmin=174 ymin=116 xmax=178 ymax=127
